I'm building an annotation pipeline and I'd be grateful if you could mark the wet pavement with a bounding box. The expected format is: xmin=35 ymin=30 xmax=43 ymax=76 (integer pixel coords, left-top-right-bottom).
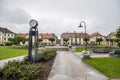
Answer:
xmin=48 ymin=51 xmax=109 ymax=80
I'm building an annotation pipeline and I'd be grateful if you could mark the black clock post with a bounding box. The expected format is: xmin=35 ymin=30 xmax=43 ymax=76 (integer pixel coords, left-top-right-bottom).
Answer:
xmin=28 ymin=19 xmax=39 ymax=63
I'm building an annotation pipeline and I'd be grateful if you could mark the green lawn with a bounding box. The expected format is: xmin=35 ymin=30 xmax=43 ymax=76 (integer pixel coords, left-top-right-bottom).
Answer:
xmin=0 ymin=46 xmax=28 ymax=60
xmin=75 ymin=48 xmax=85 ymax=52
xmin=84 ymin=58 xmax=120 ymax=79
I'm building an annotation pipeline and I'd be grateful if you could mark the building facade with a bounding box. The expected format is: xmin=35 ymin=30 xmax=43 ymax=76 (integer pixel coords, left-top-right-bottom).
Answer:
xmin=0 ymin=27 xmax=15 ymax=44
xmin=40 ymin=33 xmax=57 ymax=45
xmin=106 ymin=32 xmax=117 ymax=46
xmin=89 ymin=32 xmax=106 ymax=45
xmin=17 ymin=33 xmax=57 ymax=46
xmin=60 ymin=32 xmax=108 ymax=46
xmin=61 ymin=32 xmax=89 ymax=46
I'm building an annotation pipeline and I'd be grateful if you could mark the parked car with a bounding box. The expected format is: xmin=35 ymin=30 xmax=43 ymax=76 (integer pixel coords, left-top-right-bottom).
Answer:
xmin=109 ymin=49 xmax=120 ymax=57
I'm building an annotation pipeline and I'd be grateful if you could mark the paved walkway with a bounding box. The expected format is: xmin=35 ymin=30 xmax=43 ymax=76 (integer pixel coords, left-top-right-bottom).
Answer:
xmin=0 ymin=55 xmax=26 ymax=68
xmin=48 ymin=51 xmax=109 ymax=80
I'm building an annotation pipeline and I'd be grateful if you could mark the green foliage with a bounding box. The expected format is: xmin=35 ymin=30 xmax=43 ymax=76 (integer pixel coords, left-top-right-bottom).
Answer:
xmin=8 ymin=36 xmax=27 ymax=45
xmin=106 ymin=38 xmax=110 ymax=41
xmin=96 ymin=38 xmax=103 ymax=45
xmin=38 ymin=38 xmax=43 ymax=43
xmin=84 ymin=58 xmax=120 ymax=78
xmin=7 ymin=45 xmax=28 ymax=50
xmin=63 ymin=38 xmax=69 ymax=46
xmin=83 ymin=38 xmax=89 ymax=45
xmin=75 ymin=48 xmax=85 ymax=52
xmin=0 ymin=59 xmax=42 ymax=80
xmin=0 ymin=46 xmax=27 ymax=60
xmin=40 ymin=49 xmax=56 ymax=61
xmin=116 ymin=27 xmax=120 ymax=47
xmin=63 ymin=38 xmax=69 ymax=42
xmin=5 ymin=42 xmax=12 ymax=46
xmin=8 ymin=38 xmax=14 ymax=44
xmin=48 ymin=38 xmax=55 ymax=43
xmin=83 ymin=38 xmax=89 ymax=41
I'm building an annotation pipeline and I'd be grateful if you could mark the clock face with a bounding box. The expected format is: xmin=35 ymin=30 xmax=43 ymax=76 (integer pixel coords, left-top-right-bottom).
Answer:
xmin=29 ymin=19 xmax=38 ymax=28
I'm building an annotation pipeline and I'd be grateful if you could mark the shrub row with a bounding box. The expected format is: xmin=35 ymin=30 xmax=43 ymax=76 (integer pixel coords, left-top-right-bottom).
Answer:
xmin=7 ymin=45 xmax=28 ymax=50
xmin=0 ymin=49 xmax=56 ymax=80
xmin=0 ymin=60 xmax=42 ymax=80
xmin=40 ymin=49 xmax=57 ymax=61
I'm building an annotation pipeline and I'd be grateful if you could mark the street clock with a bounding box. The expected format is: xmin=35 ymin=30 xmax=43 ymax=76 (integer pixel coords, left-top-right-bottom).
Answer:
xmin=29 ymin=19 xmax=38 ymax=28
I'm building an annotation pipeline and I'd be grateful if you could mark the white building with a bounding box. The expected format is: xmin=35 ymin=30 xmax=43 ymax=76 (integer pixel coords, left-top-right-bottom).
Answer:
xmin=0 ymin=27 xmax=15 ymax=44
xmin=61 ymin=32 xmax=89 ymax=46
xmin=89 ymin=32 xmax=106 ymax=45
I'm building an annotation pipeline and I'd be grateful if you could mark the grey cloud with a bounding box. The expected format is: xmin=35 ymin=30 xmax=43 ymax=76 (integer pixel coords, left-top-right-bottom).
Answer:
xmin=0 ymin=0 xmax=120 ymax=36
xmin=0 ymin=8 xmax=31 ymax=24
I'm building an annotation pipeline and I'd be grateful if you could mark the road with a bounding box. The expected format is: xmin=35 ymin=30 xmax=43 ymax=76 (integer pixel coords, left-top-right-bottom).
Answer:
xmin=48 ymin=51 xmax=109 ymax=80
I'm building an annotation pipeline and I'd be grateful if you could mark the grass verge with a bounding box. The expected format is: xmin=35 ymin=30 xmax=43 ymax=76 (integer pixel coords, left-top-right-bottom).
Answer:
xmin=84 ymin=58 xmax=120 ymax=79
xmin=75 ymin=48 xmax=85 ymax=52
xmin=0 ymin=46 xmax=27 ymax=60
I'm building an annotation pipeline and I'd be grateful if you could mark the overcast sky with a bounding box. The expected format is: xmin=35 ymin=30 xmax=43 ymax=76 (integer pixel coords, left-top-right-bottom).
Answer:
xmin=0 ymin=0 xmax=120 ymax=38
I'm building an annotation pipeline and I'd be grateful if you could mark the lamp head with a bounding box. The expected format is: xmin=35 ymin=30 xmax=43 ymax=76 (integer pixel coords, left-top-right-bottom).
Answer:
xmin=78 ymin=24 xmax=83 ymax=28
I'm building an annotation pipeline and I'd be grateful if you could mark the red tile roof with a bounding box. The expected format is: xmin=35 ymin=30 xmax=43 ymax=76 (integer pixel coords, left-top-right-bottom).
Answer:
xmin=40 ymin=33 xmax=54 ymax=39
xmin=17 ymin=33 xmax=28 ymax=38
xmin=89 ymin=32 xmax=103 ymax=38
xmin=61 ymin=32 xmax=89 ymax=38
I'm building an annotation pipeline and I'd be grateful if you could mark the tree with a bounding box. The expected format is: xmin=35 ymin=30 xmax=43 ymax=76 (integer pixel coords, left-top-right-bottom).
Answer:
xmin=8 ymin=36 xmax=27 ymax=45
xmin=63 ymin=38 xmax=69 ymax=46
xmin=8 ymin=38 xmax=14 ymax=44
xmin=21 ymin=37 xmax=27 ymax=44
xmin=38 ymin=38 xmax=43 ymax=45
xmin=109 ymin=39 xmax=114 ymax=46
xmin=38 ymin=38 xmax=43 ymax=43
xmin=48 ymin=38 xmax=55 ymax=45
xmin=116 ymin=26 xmax=120 ymax=47
xmin=83 ymin=38 xmax=89 ymax=45
xmin=106 ymin=38 xmax=110 ymax=46
xmin=96 ymin=38 xmax=103 ymax=45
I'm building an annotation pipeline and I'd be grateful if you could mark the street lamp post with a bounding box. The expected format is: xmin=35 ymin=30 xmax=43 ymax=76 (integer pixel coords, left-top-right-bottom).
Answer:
xmin=78 ymin=21 xmax=87 ymax=50
xmin=29 ymin=19 xmax=39 ymax=63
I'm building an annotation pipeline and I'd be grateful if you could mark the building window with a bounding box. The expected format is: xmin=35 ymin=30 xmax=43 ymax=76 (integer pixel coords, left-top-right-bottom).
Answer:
xmin=4 ymin=38 xmax=6 ymax=41
xmin=4 ymin=33 xmax=6 ymax=36
xmin=8 ymin=34 xmax=10 ymax=36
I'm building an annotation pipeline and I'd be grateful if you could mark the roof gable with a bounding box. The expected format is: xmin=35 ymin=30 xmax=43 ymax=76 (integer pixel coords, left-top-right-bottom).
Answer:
xmin=0 ymin=27 xmax=15 ymax=34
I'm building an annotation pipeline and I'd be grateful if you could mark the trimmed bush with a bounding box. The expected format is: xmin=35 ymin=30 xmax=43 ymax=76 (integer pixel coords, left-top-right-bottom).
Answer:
xmin=5 ymin=42 xmax=12 ymax=46
xmin=0 ymin=59 xmax=42 ymax=80
xmin=7 ymin=45 xmax=28 ymax=50
xmin=40 ymin=49 xmax=56 ymax=61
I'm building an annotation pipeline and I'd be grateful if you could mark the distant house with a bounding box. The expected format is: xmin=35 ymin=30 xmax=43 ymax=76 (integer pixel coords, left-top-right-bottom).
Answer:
xmin=61 ymin=31 xmax=89 ymax=46
xmin=17 ymin=33 xmax=57 ymax=46
xmin=106 ymin=32 xmax=117 ymax=46
xmin=89 ymin=32 xmax=106 ymax=45
xmin=40 ymin=33 xmax=57 ymax=45
xmin=0 ymin=27 xmax=15 ymax=44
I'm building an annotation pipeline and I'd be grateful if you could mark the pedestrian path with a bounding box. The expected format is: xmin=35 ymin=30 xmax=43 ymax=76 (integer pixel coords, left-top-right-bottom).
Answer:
xmin=48 ymin=51 xmax=109 ymax=80
xmin=0 ymin=55 xmax=26 ymax=68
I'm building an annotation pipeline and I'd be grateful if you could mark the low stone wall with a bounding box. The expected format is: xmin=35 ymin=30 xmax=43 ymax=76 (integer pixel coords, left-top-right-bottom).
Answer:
xmin=91 ymin=48 xmax=112 ymax=53
xmin=45 ymin=48 xmax=69 ymax=51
